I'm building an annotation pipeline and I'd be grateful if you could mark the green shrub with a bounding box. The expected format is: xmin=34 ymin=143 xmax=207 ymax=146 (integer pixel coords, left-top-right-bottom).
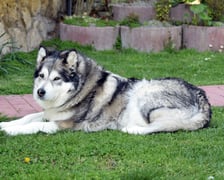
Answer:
xmin=0 ymin=33 xmax=31 ymax=75
xmin=119 ymin=13 xmax=141 ymax=28
xmin=64 ymin=14 xmax=141 ymax=28
xmin=155 ymin=0 xmax=171 ymax=22
xmin=204 ymin=0 xmax=224 ymax=21
xmin=64 ymin=16 xmax=118 ymax=27
xmin=190 ymin=4 xmax=212 ymax=26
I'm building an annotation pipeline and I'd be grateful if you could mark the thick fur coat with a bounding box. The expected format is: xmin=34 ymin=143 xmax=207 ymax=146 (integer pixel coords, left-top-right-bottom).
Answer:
xmin=0 ymin=47 xmax=211 ymax=135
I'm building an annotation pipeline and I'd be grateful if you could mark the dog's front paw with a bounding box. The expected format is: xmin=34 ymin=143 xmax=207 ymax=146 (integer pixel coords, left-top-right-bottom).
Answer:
xmin=121 ymin=126 xmax=146 ymax=135
xmin=0 ymin=122 xmax=12 ymax=129
xmin=1 ymin=126 xmax=21 ymax=136
xmin=121 ymin=127 xmax=139 ymax=135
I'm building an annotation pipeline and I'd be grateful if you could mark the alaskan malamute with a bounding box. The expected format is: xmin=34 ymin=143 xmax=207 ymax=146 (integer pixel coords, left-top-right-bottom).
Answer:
xmin=0 ymin=47 xmax=211 ymax=135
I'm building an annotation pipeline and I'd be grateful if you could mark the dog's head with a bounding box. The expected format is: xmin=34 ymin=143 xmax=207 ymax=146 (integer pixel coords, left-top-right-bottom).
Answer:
xmin=33 ymin=47 xmax=86 ymax=109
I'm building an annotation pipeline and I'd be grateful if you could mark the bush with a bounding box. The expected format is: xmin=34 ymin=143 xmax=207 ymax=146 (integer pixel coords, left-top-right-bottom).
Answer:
xmin=155 ymin=0 xmax=171 ymax=22
xmin=119 ymin=13 xmax=141 ymax=28
xmin=190 ymin=4 xmax=212 ymax=26
xmin=204 ymin=0 xmax=224 ymax=21
xmin=0 ymin=33 xmax=30 ymax=75
xmin=64 ymin=15 xmax=118 ymax=27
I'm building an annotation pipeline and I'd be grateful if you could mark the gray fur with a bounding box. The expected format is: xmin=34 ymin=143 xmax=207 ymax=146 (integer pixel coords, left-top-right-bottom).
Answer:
xmin=0 ymin=47 xmax=212 ymax=135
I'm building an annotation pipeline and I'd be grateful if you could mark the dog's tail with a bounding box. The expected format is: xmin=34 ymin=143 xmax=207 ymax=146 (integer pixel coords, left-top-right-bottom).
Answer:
xmin=196 ymin=88 xmax=212 ymax=128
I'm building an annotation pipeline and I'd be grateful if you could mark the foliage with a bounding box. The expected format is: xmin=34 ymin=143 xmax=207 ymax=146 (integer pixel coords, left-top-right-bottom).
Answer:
xmin=169 ymin=0 xmax=184 ymax=6
xmin=163 ymin=34 xmax=177 ymax=53
xmin=204 ymin=0 xmax=224 ymax=21
xmin=119 ymin=13 xmax=142 ymax=28
xmin=155 ymin=0 xmax=171 ymax=22
xmin=158 ymin=0 xmax=220 ymax=26
xmin=114 ymin=36 xmax=122 ymax=50
xmin=0 ymin=33 xmax=31 ymax=75
xmin=64 ymin=13 xmax=142 ymax=28
xmin=64 ymin=15 xmax=118 ymax=27
xmin=0 ymin=33 xmax=9 ymax=56
xmin=190 ymin=4 xmax=212 ymax=26
xmin=154 ymin=0 xmax=193 ymax=22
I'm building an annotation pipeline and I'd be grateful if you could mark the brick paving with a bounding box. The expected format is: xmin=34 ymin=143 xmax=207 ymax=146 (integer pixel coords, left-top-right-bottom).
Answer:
xmin=0 ymin=94 xmax=42 ymax=118
xmin=0 ymin=85 xmax=224 ymax=118
xmin=199 ymin=85 xmax=224 ymax=107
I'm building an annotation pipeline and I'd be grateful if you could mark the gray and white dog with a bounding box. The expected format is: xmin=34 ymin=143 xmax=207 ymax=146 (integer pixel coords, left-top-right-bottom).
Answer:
xmin=0 ymin=47 xmax=211 ymax=135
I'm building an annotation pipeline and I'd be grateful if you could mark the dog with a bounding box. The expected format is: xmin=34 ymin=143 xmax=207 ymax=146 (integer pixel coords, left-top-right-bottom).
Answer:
xmin=0 ymin=47 xmax=211 ymax=135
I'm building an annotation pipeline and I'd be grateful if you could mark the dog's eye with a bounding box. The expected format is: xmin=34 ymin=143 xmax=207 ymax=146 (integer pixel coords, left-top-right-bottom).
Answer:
xmin=53 ymin=77 xmax=61 ymax=81
xmin=39 ymin=73 xmax=44 ymax=79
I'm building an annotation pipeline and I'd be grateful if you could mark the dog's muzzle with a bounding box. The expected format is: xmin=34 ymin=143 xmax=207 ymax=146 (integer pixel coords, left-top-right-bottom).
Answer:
xmin=37 ymin=88 xmax=46 ymax=98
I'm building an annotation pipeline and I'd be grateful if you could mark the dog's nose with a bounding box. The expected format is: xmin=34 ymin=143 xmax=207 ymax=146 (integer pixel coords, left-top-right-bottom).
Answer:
xmin=37 ymin=88 xmax=46 ymax=98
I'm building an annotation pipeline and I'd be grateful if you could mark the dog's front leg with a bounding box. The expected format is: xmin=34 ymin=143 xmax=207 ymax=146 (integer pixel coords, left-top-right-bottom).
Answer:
xmin=1 ymin=121 xmax=59 ymax=136
xmin=0 ymin=112 xmax=44 ymax=129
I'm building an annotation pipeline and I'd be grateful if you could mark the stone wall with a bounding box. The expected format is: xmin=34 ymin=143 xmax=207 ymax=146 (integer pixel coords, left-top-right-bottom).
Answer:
xmin=0 ymin=0 xmax=65 ymax=54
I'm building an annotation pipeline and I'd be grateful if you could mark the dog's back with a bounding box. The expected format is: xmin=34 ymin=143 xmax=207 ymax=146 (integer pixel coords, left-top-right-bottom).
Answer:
xmin=118 ymin=77 xmax=211 ymax=134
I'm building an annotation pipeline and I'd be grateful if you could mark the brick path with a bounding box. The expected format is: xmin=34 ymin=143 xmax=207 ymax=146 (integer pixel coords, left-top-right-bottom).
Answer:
xmin=0 ymin=94 xmax=42 ymax=118
xmin=199 ymin=85 xmax=224 ymax=107
xmin=0 ymin=85 xmax=224 ymax=118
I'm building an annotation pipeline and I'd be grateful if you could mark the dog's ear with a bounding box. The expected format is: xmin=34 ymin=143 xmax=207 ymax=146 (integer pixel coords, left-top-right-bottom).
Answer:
xmin=66 ymin=51 xmax=78 ymax=68
xmin=37 ymin=46 xmax=47 ymax=66
xmin=61 ymin=50 xmax=78 ymax=69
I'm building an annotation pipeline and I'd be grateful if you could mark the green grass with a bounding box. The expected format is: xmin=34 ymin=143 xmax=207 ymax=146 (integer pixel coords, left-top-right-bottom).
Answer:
xmin=63 ymin=15 xmax=142 ymax=28
xmin=1 ymin=108 xmax=224 ymax=179
xmin=1 ymin=39 xmax=224 ymax=179
xmin=64 ymin=16 xmax=119 ymax=27
xmin=0 ymin=38 xmax=224 ymax=95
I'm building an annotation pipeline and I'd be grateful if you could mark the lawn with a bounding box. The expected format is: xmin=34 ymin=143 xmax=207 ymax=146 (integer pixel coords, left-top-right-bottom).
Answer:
xmin=0 ymin=39 xmax=224 ymax=179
